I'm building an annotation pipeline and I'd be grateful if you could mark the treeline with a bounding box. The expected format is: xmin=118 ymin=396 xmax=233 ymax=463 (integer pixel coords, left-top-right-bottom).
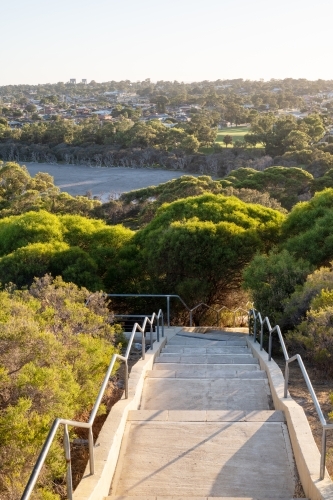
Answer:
xmin=0 ymin=117 xmax=206 ymax=152
xmin=2 ymin=112 xmax=333 ymax=184
xmin=1 ymin=77 xmax=324 ymax=110
xmin=0 ymin=140 xmax=267 ymax=178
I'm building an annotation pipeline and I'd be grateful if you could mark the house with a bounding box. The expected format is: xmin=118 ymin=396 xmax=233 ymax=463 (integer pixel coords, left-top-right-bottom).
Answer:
xmin=8 ymin=121 xmax=23 ymax=129
xmin=91 ymin=109 xmax=111 ymax=116
xmin=144 ymin=113 xmax=170 ymax=121
xmin=174 ymin=114 xmax=190 ymax=123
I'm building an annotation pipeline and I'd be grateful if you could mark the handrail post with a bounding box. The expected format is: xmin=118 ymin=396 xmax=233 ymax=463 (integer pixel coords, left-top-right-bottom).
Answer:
xmin=166 ymin=296 xmax=170 ymax=327
xmin=124 ymin=360 xmax=129 ymax=398
xmin=150 ymin=322 xmax=153 ymax=350
xmin=260 ymin=323 xmax=264 ymax=351
xmin=156 ymin=318 xmax=160 ymax=343
xmin=320 ymin=427 xmax=327 ymax=480
xmin=142 ymin=331 xmax=145 ymax=360
xmin=63 ymin=424 xmax=73 ymax=500
xmin=190 ymin=310 xmax=193 ymax=327
xmin=268 ymin=331 xmax=272 ymax=361
xmin=284 ymin=362 xmax=289 ymax=398
xmin=253 ymin=314 xmax=257 ymax=343
xmin=88 ymin=427 xmax=94 ymax=474
xmin=161 ymin=314 xmax=164 ymax=337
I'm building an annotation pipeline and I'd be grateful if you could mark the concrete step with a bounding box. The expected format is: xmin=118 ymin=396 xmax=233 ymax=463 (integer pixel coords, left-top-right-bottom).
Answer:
xmin=140 ymin=378 xmax=271 ymax=411
xmin=109 ymin=420 xmax=295 ymax=498
xmin=167 ymin=338 xmax=248 ymax=347
xmin=107 ymin=497 xmax=307 ymax=500
xmin=128 ymin=410 xmax=285 ymax=422
xmin=163 ymin=345 xmax=251 ymax=354
xmin=173 ymin=331 xmax=248 ymax=340
xmin=153 ymin=363 xmax=260 ymax=373
xmin=160 ymin=352 xmax=253 ymax=359
xmin=147 ymin=369 xmax=267 ymax=379
xmin=155 ymin=355 xmax=258 ymax=365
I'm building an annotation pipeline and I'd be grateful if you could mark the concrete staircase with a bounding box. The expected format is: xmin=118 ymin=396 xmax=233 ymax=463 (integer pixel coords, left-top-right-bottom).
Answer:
xmin=106 ymin=330 xmax=303 ymax=500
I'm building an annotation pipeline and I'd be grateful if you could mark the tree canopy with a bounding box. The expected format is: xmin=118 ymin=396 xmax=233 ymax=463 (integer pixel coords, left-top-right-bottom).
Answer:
xmin=106 ymin=194 xmax=285 ymax=311
xmin=0 ymin=162 xmax=101 ymax=218
xmin=281 ymin=188 xmax=333 ymax=266
xmin=0 ymin=210 xmax=134 ymax=289
xmin=221 ymin=166 xmax=314 ymax=210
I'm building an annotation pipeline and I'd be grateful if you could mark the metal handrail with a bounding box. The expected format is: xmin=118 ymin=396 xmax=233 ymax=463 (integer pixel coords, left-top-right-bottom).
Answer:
xmin=248 ymin=308 xmax=333 ymax=480
xmin=107 ymin=294 xmax=190 ymax=327
xmin=189 ymin=302 xmax=220 ymax=326
xmin=21 ymin=310 xmax=163 ymax=500
xmin=218 ymin=305 xmax=249 ymax=327
xmin=108 ymin=294 xmax=249 ymax=327
xmin=114 ymin=312 xmax=165 ymax=343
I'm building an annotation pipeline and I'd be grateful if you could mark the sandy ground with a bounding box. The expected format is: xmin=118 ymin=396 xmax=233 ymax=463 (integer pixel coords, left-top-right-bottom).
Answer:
xmin=23 ymin=163 xmax=192 ymax=201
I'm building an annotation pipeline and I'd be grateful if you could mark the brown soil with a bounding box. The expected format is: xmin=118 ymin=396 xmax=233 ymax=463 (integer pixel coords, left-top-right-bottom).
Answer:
xmin=275 ymin=356 xmax=333 ymax=478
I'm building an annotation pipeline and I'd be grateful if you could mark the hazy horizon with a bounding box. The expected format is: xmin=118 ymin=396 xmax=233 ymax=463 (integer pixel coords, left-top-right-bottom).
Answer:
xmin=2 ymin=76 xmax=333 ymax=87
xmin=2 ymin=0 xmax=333 ymax=87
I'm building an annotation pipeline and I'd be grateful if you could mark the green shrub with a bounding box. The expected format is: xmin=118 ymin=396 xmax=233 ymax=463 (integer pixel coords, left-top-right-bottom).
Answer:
xmin=282 ymin=264 xmax=333 ymax=330
xmin=0 ymin=275 xmax=121 ymax=499
xmin=112 ymin=193 xmax=285 ymax=310
xmin=0 ymin=211 xmax=134 ymax=289
xmin=281 ymin=189 xmax=333 ymax=266
xmin=286 ymin=284 xmax=333 ymax=375
xmin=243 ymin=249 xmax=311 ymax=324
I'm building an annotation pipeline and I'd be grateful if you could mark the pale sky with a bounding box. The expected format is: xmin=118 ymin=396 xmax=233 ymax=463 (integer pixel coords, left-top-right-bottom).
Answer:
xmin=2 ymin=0 xmax=333 ymax=85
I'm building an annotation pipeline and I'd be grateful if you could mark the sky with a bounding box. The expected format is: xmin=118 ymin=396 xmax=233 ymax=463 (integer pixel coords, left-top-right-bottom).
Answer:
xmin=2 ymin=0 xmax=333 ymax=85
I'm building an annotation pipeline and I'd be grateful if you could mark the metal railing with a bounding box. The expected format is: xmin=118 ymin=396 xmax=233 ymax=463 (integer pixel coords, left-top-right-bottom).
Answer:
xmin=21 ymin=310 xmax=164 ymax=500
xmin=107 ymin=294 xmax=188 ymax=327
xmin=108 ymin=294 xmax=250 ymax=327
xmin=249 ymin=308 xmax=333 ymax=480
xmin=114 ymin=310 xmax=164 ymax=344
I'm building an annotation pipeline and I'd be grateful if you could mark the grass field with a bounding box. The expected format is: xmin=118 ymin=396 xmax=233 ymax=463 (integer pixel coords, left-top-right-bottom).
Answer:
xmin=216 ymin=126 xmax=250 ymax=144
xmin=199 ymin=125 xmax=261 ymax=153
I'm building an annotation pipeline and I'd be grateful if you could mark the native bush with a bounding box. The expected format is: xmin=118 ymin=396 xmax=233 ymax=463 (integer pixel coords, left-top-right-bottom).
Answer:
xmin=281 ymin=189 xmax=333 ymax=267
xmin=286 ymin=277 xmax=333 ymax=375
xmin=281 ymin=264 xmax=333 ymax=330
xmin=220 ymin=166 xmax=313 ymax=210
xmin=0 ymin=275 xmax=121 ymax=500
xmin=107 ymin=194 xmax=285 ymax=311
xmin=242 ymin=249 xmax=312 ymax=325
xmin=0 ymin=211 xmax=134 ymax=289
xmin=0 ymin=162 xmax=101 ymax=218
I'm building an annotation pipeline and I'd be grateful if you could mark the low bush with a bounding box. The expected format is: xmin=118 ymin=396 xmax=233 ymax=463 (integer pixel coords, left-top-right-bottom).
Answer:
xmin=0 ymin=275 xmax=122 ymax=500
